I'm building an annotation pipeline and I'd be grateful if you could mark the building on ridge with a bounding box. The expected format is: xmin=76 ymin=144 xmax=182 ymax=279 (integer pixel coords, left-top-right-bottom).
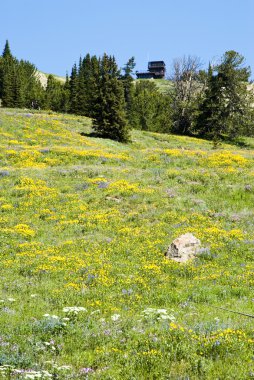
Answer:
xmin=136 ymin=61 xmax=166 ymax=79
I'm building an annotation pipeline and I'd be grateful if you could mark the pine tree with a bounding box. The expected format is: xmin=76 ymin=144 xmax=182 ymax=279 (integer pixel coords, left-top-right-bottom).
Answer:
xmin=1 ymin=41 xmax=17 ymax=107
xmin=81 ymin=53 xmax=92 ymax=115
xmin=2 ymin=40 xmax=12 ymax=59
xmin=87 ymin=55 xmax=100 ymax=118
xmin=0 ymin=41 xmax=45 ymax=109
xmin=92 ymin=54 xmax=130 ymax=142
xmin=121 ymin=57 xmax=136 ymax=114
xmin=69 ymin=63 xmax=79 ymax=114
xmin=195 ymin=51 xmax=252 ymax=140
xmin=2 ymin=59 xmax=16 ymax=107
xmin=129 ymin=81 xmax=172 ymax=133
xmin=0 ymin=41 xmax=13 ymax=100
xmin=62 ymin=73 xmax=70 ymax=113
xmin=76 ymin=57 xmax=87 ymax=115
xmin=17 ymin=60 xmax=44 ymax=108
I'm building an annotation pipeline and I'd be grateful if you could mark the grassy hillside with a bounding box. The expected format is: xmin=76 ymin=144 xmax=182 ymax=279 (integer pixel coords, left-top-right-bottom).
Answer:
xmin=37 ymin=71 xmax=66 ymax=88
xmin=135 ymin=78 xmax=173 ymax=94
xmin=0 ymin=109 xmax=254 ymax=379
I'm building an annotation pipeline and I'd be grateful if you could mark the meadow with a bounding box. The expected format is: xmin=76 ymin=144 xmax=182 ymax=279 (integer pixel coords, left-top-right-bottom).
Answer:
xmin=0 ymin=108 xmax=254 ymax=379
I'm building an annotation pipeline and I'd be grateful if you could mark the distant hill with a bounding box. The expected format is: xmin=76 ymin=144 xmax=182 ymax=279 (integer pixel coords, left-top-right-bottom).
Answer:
xmin=36 ymin=70 xmax=66 ymax=88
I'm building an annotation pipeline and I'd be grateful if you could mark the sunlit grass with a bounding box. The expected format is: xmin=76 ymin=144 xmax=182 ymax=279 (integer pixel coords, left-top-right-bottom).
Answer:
xmin=0 ymin=108 xmax=253 ymax=379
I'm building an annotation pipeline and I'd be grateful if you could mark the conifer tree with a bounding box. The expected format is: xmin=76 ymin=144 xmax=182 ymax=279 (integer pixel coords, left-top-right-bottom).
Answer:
xmin=195 ymin=51 xmax=252 ymax=140
xmin=69 ymin=63 xmax=79 ymax=114
xmin=2 ymin=40 xmax=12 ymax=59
xmin=0 ymin=41 xmax=44 ymax=108
xmin=62 ymin=73 xmax=71 ymax=113
xmin=76 ymin=57 xmax=87 ymax=115
xmin=80 ymin=54 xmax=92 ymax=115
xmin=87 ymin=55 xmax=100 ymax=118
xmin=18 ymin=60 xmax=44 ymax=108
xmin=129 ymin=81 xmax=172 ymax=133
xmin=121 ymin=57 xmax=136 ymax=115
xmin=92 ymin=54 xmax=130 ymax=142
xmin=0 ymin=41 xmax=17 ymax=107
xmin=1 ymin=59 xmax=16 ymax=107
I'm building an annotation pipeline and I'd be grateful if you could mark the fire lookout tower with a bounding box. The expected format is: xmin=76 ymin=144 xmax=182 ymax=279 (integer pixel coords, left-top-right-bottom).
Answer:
xmin=136 ymin=61 xmax=166 ymax=79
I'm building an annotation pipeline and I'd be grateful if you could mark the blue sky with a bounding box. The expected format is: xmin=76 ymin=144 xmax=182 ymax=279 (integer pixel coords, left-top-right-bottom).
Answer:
xmin=1 ymin=0 xmax=253 ymax=78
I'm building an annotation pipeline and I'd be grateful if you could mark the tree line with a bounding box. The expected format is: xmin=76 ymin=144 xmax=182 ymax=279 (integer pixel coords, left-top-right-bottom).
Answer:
xmin=0 ymin=40 xmax=253 ymax=143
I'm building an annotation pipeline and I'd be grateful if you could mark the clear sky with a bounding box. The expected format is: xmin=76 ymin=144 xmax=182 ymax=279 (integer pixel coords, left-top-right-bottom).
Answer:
xmin=1 ymin=0 xmax=253 ymax=78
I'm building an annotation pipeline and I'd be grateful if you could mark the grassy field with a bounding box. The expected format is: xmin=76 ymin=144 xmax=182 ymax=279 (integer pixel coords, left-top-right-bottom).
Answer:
xmin=0 ymin=108 xmax=254 ymax=379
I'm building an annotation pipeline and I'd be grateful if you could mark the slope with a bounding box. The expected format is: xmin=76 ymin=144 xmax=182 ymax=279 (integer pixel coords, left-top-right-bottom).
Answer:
xmin=0 ymin=108 xmax=254 ymax=379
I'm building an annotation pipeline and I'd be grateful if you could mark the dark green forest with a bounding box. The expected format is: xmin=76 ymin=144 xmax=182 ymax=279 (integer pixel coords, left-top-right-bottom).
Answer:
xmin=0 ymin=40 xmax=253 ymax=143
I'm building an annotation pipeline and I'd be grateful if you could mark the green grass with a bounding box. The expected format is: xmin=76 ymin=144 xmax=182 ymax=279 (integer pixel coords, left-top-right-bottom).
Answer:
xmin=0 ymin=108 xmax=254 ymax=379
xmin=135 ymin=78 xmax=173 ymax=94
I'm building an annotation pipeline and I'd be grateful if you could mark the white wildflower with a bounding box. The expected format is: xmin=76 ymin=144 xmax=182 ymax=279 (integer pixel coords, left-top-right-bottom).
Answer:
xmin=111 ymin=313 xmax=121 ymax=321
xmin=63 ymin=306 xmax=87 ymax=314
xmin=157 ymin=309 xmax=167 ymax=314
xmin=7 ymin=298 xmax=16 ymax=302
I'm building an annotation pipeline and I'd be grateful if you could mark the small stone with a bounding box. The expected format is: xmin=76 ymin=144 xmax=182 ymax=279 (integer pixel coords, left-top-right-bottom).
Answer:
xmin=166 ymin=188 xmax=176 ymax=198
xmin=165 ymin=233 xmax=201 ymax=263
xmin=105 ymin=196 xmax=122 ymax=203
xmin=0 ymin=170 xmax=10 ymax=177
xmin=245 ymin=184 xmax=252 ymax=192
xmin=39 ymin=148 xmax=50 ymax=154
xmin=231 ymin=214 xmax=241 ymax=222
xmin=97 ymin=181 xmax=109 ymax=189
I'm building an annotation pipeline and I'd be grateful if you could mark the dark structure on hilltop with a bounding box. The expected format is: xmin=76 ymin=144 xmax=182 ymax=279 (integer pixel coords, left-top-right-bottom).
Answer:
xmin=136 ymin=61 xmax=166 ymax=79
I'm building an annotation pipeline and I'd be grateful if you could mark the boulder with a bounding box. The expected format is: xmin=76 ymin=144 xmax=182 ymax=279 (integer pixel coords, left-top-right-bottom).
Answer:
xmin=165 ymin=233 xmax=201 ymax=263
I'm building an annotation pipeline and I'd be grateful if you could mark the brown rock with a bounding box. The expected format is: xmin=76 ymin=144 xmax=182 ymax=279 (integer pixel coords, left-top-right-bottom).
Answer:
xmin=165 ymin=233 xmax=201 ymax=263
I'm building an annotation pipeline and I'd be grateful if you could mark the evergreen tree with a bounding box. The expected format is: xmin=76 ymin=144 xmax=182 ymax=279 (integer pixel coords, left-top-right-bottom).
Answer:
xmin=0 ymin=41 xmax=45 ymax=108
xmin=81 ymin=53 xmax=92 ymax=115
xmin=18 ymin=60 xmax=44 ymax=108
xmin=120 ymin=57 xmax=136 ymax=116
xmin=129 ymin=81 xmax=173 ymax=133
xmin=1 ymin=59 xmax=16 ymax=107
xmin=195 ymin=51 xmax=252 ymax=140
xmin=45 ymin=74 xmax=71 ymax=112
xmin=92 ymin=54 xmax=130 ymax=142
xmin=76 ymin=57 xmax=87 ymax=115
xmin=2 ymin=40 xmax=12 ymax=59
xmin=62 ymin=73 xmax=71 ymax=113
xmin=86 ymin=55 xmax=100 ymax=118
xmin=0 ymin=41 xmax=17 ymax=107
xmin=69 ymin=63 xmax=79 ymax=114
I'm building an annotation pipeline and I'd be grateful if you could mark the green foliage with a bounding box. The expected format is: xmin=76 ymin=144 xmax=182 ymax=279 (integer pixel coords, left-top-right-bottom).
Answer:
xmin=0 ymin=41 xmax=44 ymax=109
xmin=195 ymin=51 xmax=253 ymax=141
xmin=129 ymin=80 xmax=173 ymax=133
xmin=92 ymin=54 xmax=130 ymax=142
xmin=69 ymin=63 xmax=79 ymax=114
xmin=122 ymin=56 xmax=136 ymax=78
xmin=68 ymin=54 xmax=100 ymax=118
xmin=120 ymin=56 xmax=136 ymax=115
xmin=0 ymin=41 xmax=253 ymax=145
xmin=45 ymin=74 xmax=69 ymax=112
xmin=2 ymin=40 xmax=12 ymax=59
